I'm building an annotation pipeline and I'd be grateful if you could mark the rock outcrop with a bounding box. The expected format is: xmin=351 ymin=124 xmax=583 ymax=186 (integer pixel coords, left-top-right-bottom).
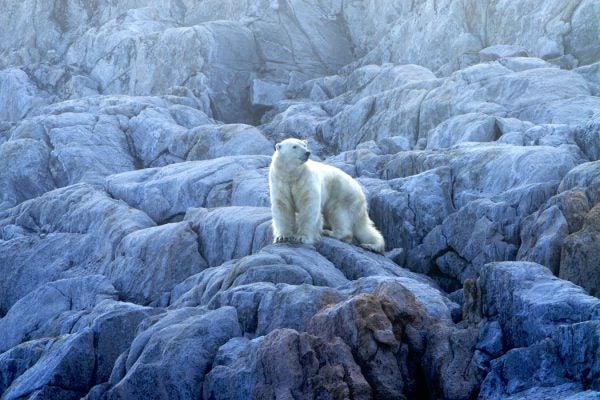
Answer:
xmin=1 ymin=1 xmax=599 ymax=399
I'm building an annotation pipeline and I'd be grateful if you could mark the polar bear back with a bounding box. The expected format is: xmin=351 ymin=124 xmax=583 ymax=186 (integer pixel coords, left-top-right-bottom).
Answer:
xmin=306 ymin=160 xmax=367 ymax=214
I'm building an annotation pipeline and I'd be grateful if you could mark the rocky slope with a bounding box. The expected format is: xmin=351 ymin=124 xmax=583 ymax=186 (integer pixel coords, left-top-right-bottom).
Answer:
xmin=0 ymin=1 xmax=599 ymax=399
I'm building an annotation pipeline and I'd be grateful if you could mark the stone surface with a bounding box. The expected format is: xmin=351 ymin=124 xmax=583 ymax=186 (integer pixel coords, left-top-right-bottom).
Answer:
xmin=0 ymin=0 xmax=599 ymax=399
xmin=107 ymin=307 xmax=242 ymax=400
xmin=560 ymin=204 xmax=600 ymax=297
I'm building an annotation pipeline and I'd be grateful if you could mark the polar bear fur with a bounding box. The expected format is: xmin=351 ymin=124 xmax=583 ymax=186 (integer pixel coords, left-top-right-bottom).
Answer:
xmin=269 ymin=138 xmax=385 ymax=253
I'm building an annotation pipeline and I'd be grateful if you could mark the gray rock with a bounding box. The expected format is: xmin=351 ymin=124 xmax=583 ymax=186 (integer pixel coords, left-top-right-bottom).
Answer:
xmin=478 ymin=339 xmax=572 ymax=400
xmin=107 ymin=306 xmax=242 ymax=400
xmin=72 ymin=300 xmax=161 ymax=384
xmin=0 ymin=184 xmax=155 ymax=313
xmin=184 ymin=206 xmax=272 ymax=267
xmin=1 ymin=329 xmax=96 ymax=400
xmin=0 ymin=69 xmax=49 ymax=122
xmin=209 ymin=283 xmax=344 ymax=336
xmin=105 ymin=222 xmax=207 ymax=305
xmin=253 ymin=328 xmax=371 ymax=400
xmin=518 ymin=189 xmax=589 ymax=274
xmin=560 ymin=204 xmax=600 ymax=297
xmin=186 ymin=124 xmax=273 ymax=161
xmin=480 ymin=261 xmax=600 ymax=348
xmin=251 ymin=80 xmax=288 ymax=107
xmin=407 ymin=182 xmax=557 ymax=289
xmin=426 ymin=113 xmax=499 ymax=150
xmin=203 ymin=336 xmax=264 ymax=400
xmin=352 ymin=0 xmax=599 ymax=74
xmin=1 ymin=1 xmax=600 ymax=398
xmin=0 ymin=138 xmax=55 ymax=211
xmin=0 ymin=275 xmax=117 ymax=353
xmin=369 ymin=167 xmax=454 ymax=252
xmin=171 ymin=244 xmax=349 ymax=312
xmin=0 ymin=339 xmax=51 ymax=395
xmin=105 ymin=155 xmax=271 ymax=223
xmin=555 ymin=320 xmax=600 ymax=391
xmin=574 ymin=113 xmax=600 ymax=161
xmin=559 ymin=160 xmax=600 ymax=204
xmin=316 ymin=237 xmax=436 ymax=285
xmin=576 ymin=62 xmax=600 ymax=96
xmin=479 ymin=45 xmax=529 ymax=62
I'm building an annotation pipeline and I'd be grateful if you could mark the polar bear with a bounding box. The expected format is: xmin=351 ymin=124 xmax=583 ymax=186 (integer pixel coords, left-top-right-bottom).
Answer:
xmin=269 ymin=138 xmax=385 ymax=253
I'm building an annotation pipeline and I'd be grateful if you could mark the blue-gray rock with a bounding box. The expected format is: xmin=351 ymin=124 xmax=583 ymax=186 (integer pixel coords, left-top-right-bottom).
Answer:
xmin=253 ymin=328 xmax=371 ymax=400
xmin=202 ymin=336 xmax=265 ymax=400
xmin=107 ymin=306 xmax=242 ymax=400
xmin=560 ymin=204 xmax=600 ymax=297
xmin=1 ymin=329 xmax=96 ymax=400
xmin=0 ymin=275 xmax=117 ymax=353
xmin=0 ymin=184 xmax=155 ymax=313
xmin=105 ymin=222 xmax=207 ymax=305
xmin=184 ymin=206 xmax=272 ymax=268
xmin=480 ymin=262 xmax=600 ymax=348
xmin=105 ymin=155 xmax=271 ymax=223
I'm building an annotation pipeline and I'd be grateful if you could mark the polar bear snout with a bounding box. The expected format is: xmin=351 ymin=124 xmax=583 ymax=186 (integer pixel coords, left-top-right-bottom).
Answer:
xmin=303 ymin=151 xmax=310 ymax=161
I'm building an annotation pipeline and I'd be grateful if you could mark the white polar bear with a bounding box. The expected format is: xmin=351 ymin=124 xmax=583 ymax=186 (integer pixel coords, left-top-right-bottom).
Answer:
xmin=269 ymin=138 xmax=385 ymax=253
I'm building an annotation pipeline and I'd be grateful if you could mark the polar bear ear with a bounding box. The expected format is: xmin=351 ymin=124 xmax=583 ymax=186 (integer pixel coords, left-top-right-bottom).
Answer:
xmin=302 ymin=140 xmax=308 ymax=146
xmin=275 ymin=143 xmax=281 ymax=151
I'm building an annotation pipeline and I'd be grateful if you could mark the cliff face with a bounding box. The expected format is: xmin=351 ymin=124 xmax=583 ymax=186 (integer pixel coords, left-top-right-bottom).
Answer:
xmin=0 ymin=1 xmax=599 ymax=399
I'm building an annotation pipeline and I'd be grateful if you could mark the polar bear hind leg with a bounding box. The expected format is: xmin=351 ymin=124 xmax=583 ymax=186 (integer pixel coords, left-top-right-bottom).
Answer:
xmin=353 ymin=211 xmax=385 ymax=254
xmin=323 ymin=208 xmax=353 ymax=243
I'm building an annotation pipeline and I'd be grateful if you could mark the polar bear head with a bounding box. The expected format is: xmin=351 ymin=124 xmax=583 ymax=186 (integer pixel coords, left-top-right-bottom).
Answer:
xmin=273 ymin=138 xmax=311 ymax=167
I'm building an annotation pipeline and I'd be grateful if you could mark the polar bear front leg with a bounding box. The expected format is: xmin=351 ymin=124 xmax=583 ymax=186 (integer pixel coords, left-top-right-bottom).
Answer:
xmin=295 ymin=193 xmax=322 ymax=245
xmin=271 ymin=199 xmax=296 ymax=243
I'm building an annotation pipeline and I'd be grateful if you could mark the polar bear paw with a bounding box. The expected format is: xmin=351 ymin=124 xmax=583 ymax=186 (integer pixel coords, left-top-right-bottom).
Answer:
xmin=274 ymin=236 xmax=295 ymax=244
xmin=291 ymin=235 xmax=316 ymax=245
xmin=360 ymin=242 xmax=385 ymax=255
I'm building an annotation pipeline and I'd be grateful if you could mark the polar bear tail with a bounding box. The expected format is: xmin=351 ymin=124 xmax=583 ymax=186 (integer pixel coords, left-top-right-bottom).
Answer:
xmin=353 ymin=211 xmax=385 ymax=254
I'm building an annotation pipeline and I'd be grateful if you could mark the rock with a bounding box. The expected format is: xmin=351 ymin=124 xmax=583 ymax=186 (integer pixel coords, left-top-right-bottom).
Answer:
xmin=0 ymin=184 xmax=155 ymax=313
xmin=425 ymin=113 xmax=499 ymax=150
xmin=1 ymin=329 xmax=96 ymax=400
xmin=209 ymin=282 xmax=344 ymax=337
xmin=574 ymin=113 xmax=600 ymax=161
xmin=369 ymin=167 xmax=454 ymax=252
xmin=518 ymin=189 xmax=589 ymax=274
xmin=171 ymin=243 xmax=348 ymax=309
xmin=105 ymin=222 xmax=207 ymax=305
xmin=559 ymin=160 xmax=600 ymax=204
xmin=316 ymin=237 xmax=433 ymax=284
xmin=107 ymin=307 xmax=242 ymax=400
xmin=0 ymin=69 xmax=49 ymax=122
xmin=105 ymin=155 xmax=271 ymax=223
xmin=354 ymin=0 xmax=600 ymax=74
xmin=0 ymin=339 xmax=51 ymax=395
xmin=576 ymin=62 xmax=600 ymax=96
xmin=0 ymin=138 xmax=55 ymax=211
xmin=480 ymin=262 xmax=600 ymax=348
xmin=186 ymin=124 xmax=272 ymax=161
xmin=184 ymin=206 xmax=272 ymax=267
xmin=202 ymin=336 xmax=264 ymax=400
xmin=72 ymin=300 xmax=161 ymax=384
xmin=251 ymin=80 xmax=288 ymax=107
xmin=560 ymin=204 xmax=600 ymax=297
xmin=253 ymin=328 xmax=371 ymax=400
xmin=479 ymin=45 xmax=529 ymax=62
xmin=0 ymin=275 xmax=117 ymax=353
xmin=307 ymin=292 xmax=409 ymax=398
xmin=479 ymin=339 xmax=572 ymax=400
xmin=555 ymin=320 xmax=600 ymax=391
xmin=1 ymin=0 xmax=600 ymax=398
xmin=407 ymin=182 xmax=557 ymax=290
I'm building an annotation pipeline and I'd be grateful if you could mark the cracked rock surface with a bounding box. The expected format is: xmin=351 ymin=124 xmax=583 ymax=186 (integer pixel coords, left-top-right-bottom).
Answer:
xmin=1 ymin=1 xmax=600 ymax=399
